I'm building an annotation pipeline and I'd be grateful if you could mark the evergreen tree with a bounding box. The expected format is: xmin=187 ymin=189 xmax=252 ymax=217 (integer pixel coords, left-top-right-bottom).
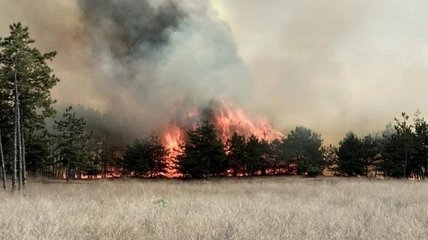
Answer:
xmin=0 ymin=23 xmax=59 ymax=188
xmin=123 ymin=139 xmax=149 ymax=177
xmin=226 ymin=132 xmax=247 ymax=176
xmin=25 ymin=131 xmax=52 ymax=177
xmin=380 ymin=113 xmax=416 ymax=178
xmin=177 ymin=121 xmax=227 ymax=179
xmin=268 ymin=138 xmax=284 ymax=175
xmin=54 ymin=107 xmax=91 ymax=182
xmin=413 ymin=114 xmax=428 ymax=178
xmin=123 ymin=136 xmax=168 ymax=178
xmin=337 ymin=132 xmax=364 ymax=176
xmin=146 ymin=135 xmax=168 ymax=177
xmin=282 ymin=127 xmax=324 ymax=176
xmin=245 ymin=135 xmax=264 ymax=175
xmin=360 ymin=135 xmax=380 ymax=176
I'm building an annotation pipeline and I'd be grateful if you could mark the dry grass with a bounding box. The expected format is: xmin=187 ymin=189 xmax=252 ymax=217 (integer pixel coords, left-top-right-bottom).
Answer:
xmin=0 ymin=177 xmax=427 ymax=240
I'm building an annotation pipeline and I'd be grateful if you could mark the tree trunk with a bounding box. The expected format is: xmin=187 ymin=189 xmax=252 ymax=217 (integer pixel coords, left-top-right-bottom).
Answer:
xmin=403 ymin=149 xmax=408 ymax=179
xmin=0 ymin=129 xmax=6 ymax=190
xmin=21 ymin=126 xmax=27 ymax=186
xmin=12 ymin=60 xmax=19 ymax=191
xmin=103 ymin=144 xmax=107 ymax=179
xmin=17 ymin=104 xmax=22 ymax=190
xmin=66 ymin=158 xmax=70 ymax=182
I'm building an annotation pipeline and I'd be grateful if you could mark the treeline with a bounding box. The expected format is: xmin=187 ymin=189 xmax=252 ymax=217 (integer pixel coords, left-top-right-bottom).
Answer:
xmin=2 ymin=23 xmax=428 ymax=190
xmin=331 ymin=112 xmax=428 ymax=179
xmin=0 ymin=23 xmax=109 ymax=189
xmin=121 ymin=113 xmax=428 ymax=180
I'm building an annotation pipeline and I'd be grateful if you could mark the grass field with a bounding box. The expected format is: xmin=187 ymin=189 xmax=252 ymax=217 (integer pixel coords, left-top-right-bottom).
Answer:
xmin=0 ymin=177 xmax=427 ymax=240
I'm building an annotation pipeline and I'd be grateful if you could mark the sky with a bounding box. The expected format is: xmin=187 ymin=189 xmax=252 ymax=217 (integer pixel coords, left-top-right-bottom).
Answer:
xmin=1 ymin=0 xmax=428 ymax=144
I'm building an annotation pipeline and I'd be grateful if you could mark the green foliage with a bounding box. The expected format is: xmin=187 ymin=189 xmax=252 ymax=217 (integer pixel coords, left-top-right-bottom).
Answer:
xmin=226 ymin=132 xmax=247 ymax=176
xmin=54 ymin=106 xmax=91 ymax=181
xmin=379 ymin=112 xmax=427 ymax=178
xmin=177 ymin=120 xmax=227 ymax=179
xmin=337 ymin=132 xmax=364 ymax=176
xmin=25 ymin=131 xmax=52 ymax=175
xmin=245 ymin=135 xmax=262 ymax=175
xmin=282 ymin=126 xmax=324 ymax=176
xmin=0 ymin=23 xmax=59 ymax=180
xmin=152 ymin=198 xmax=168 ymax=207
xmin=0 ymin=23 xmax=59 ymax=133
xmin=123 ymin=135 xmax=168 ymax=178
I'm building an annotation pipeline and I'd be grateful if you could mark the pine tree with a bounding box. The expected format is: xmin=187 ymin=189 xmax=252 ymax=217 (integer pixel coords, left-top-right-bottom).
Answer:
xmin=282 ymin=127 xmax=324 ymax=176
xmin=0 ymin=23 xmax=59 ymax=188
xmin=226 ymin=132 xmax=247 ymax=176
xmin=54 ymin=107 xmax=91 ymax=182
xmin=177 ymin=121 xmax=227 ymax=179
xmin=245 ymin=135 xmax=265 ymax=176
xmin=147 ymin=135 xmax=168 ymax=178
xmin=337 ymin=132 xmax=364 ymax=176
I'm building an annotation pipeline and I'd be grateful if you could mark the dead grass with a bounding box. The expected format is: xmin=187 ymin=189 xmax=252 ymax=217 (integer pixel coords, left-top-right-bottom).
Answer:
xmin=0 ymin=177 xmax=427 ymax=240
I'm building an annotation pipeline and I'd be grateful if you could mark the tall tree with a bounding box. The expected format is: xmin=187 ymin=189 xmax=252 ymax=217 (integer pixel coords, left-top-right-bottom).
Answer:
xmin=226 ymin=132 xmax=247 ymax=176
xmin=413 ymin=114 xmax=428 ymax=178
xmin=25 ymin=131 xmax=52 ymax=177
xmin=394 ymin=113 xmax=414 ymax=178
xmin=360 ymin=135 xmax=380 ymax=176
xmin=379 ymin=113 xmax=416 ymax=178
xmin=177 ymin=121 xmax=227 ymax=179
xmin=337 ymin=132 xmax=364 ymax=176
xmin=123 ymin=139 xmax=150 ymax=177
xmin=244 ymin=135 xmax=264 ymax=175
xmin=54 ymin=107 xmax=91 ymax=182
xmin=147 ymin=135 xmax=169 ymax=178
xmin=123 ymin=136 xmax=168 ymax=178
xmin=282 ymin=127 xmax=324 ymax=176
xmin=0 ymin=23 xmax=59 ymax=188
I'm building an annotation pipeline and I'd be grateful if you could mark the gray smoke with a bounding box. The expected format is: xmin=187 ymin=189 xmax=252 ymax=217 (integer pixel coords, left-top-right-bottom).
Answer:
xmin=66 ymin=0 xmax=248 ymax=139
xmin=78 ymin=0 xmax=185 ymax=59
xmin=4 ymin=0 xmax=427 ymax=144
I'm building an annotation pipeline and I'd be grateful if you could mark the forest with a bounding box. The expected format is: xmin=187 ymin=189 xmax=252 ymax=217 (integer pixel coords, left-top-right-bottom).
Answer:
xmin=1 ymin=23 xmax=428 ymax=192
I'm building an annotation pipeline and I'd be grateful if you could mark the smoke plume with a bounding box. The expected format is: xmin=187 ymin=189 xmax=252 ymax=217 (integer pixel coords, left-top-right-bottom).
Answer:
xmin=2 ymin=0 xmax=428 ymax=144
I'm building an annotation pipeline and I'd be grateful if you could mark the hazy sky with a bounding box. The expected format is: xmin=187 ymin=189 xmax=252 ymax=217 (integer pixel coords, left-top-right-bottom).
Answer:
xmin=1 ymin=0 xmax=428 ymax=144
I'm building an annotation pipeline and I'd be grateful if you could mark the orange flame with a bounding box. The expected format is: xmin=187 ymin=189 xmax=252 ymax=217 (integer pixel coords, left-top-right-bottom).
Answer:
xmin=161 ymin=124 xmax=185 ymax=177
xmin=160 ymin=99 xmax=283 ymax=177
xmin=213 ymin=100 xmax=283 ymax=143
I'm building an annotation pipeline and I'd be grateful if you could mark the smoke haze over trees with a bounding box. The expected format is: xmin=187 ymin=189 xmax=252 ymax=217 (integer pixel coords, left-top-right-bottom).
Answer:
xmin=1 ymin=1 xmax=428 ymax=184
xmin=2 ymin=1 xmax=428 ymax=144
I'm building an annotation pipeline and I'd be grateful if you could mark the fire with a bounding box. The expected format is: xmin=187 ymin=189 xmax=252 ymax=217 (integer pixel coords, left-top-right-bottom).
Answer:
xmin=160 ymin=99 xmax=283 ymax=177
xmin=161 ymin=124 xmax=185 ymax=177
xmin=212 ymin=100 xmax=283 ymax=143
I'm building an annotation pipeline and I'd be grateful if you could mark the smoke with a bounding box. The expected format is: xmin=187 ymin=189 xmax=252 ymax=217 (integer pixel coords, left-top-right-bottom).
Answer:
xmin=2 ymin=0 xmax=428 ymax=144
xmin=78 ymin=0 xmax=251 ymax=137
xmin=0 ymin=0 xmax=250 ymax=141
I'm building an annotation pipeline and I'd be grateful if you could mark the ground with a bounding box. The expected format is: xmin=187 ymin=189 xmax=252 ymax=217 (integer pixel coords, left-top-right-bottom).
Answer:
xmin=0 ymin=177 xmax=427 ymax=240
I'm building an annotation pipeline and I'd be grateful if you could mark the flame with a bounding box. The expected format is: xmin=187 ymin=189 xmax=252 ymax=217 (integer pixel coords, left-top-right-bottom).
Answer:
xmin=213 ymin=100 xmax=283 ymax=143
xmin=161 ymin=124 xmax=185 ymax=177
xmin=160 ymin=99 xmax=283 ymax=177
